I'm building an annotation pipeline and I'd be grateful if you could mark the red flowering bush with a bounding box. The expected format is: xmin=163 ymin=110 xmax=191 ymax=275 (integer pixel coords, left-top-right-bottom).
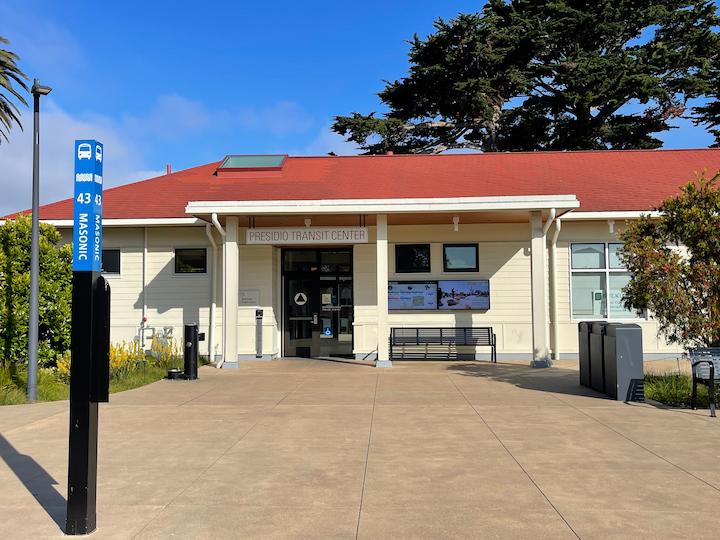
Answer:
xmin=620 ymin=171 xmax=720 ymax=348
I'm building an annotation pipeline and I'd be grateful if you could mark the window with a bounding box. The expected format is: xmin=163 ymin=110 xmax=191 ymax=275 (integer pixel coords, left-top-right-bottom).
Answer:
xmin=395 ymin=244 xmax=431 ymax=273
xmin=443 ymin=244 xmax=478 ymax=272
xmin=101 ymin=249 xmax=120 ymax=275
xmin=570 ymin=243 xmax=638 ymax=319
xmin=175 ymin=248 xmax=207 ymax=274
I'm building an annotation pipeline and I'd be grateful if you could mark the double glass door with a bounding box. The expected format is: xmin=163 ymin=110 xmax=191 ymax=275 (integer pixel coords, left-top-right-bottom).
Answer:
xmin=283 ymin=249 xmax=353 ymax=358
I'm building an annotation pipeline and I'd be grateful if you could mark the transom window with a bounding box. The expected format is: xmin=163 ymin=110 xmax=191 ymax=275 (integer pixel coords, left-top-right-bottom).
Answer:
xmin=570 ymin=243 xmax=639 ymax=319
xmin=174 ymin=248 xmax=207 ymax=274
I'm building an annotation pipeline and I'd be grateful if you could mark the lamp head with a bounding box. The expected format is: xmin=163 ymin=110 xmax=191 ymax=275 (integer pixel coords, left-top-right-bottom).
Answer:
xmin=31 ymin=79 xmax=52 ymax=96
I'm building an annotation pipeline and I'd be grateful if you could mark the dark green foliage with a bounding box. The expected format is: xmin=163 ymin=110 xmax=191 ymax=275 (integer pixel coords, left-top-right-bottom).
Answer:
xmin=645 ymin=372 xmax=720 ymax=408
xmin=0 ymin=216 xmax=72 ymax=372
xmin=334 ymin=1 xmax=720 ymax=153
xmin=620 ymin=171 xmax=720 ymax=347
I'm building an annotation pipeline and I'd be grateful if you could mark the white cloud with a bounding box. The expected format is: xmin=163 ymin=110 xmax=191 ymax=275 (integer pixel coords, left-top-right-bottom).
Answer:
xmin=123 ymin=94 xmax=212 ymax=140
xmin=232 ymin=102 xmax=314 ymax=135
xmin=0 ymin=101 xmax=156 ymax=216
xmin=0 ymin=3 xmax=86 ymax=88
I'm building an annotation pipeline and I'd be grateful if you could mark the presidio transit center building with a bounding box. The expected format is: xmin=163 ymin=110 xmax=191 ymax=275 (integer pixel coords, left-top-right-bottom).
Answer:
xmin=10 ymin=149 xmax=720 ymax=368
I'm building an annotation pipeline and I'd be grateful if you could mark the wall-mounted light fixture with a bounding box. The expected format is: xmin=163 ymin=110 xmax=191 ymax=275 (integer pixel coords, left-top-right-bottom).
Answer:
xmin=452 ymin=216 xmax=460 ymax=232
xmin=304 ymin=218 xmax=312 ymax=228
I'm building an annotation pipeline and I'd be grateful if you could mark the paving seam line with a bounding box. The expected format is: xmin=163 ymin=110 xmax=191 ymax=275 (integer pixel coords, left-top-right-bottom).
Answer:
xmin=355 ymin=373 xmax=379 ymax=540
xmin=446 ymin=374 xmax=582 ymax=540
xmin=131 ymin=378 xmax=307 ymax=539
xmin=551 ymin=394 xmax=720 ymax=494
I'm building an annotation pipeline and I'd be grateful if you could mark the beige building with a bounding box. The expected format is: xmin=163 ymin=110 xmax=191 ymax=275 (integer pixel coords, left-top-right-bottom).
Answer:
xmin=21 ymin=149 xmax=720 ymax=367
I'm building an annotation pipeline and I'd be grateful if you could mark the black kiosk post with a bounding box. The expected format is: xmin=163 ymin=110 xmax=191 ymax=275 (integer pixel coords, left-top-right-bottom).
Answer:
xmin=66 ymin=140 xmax=110 ymax=535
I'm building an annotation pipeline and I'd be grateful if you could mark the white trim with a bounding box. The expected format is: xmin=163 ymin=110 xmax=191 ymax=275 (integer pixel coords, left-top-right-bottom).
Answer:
xmin=186 ymin=195 xmax=579 ymax=216
xmin=38 ymin=217 xmax=204 ymax=228
xmin=562 ymin=211 xmax=661 ymax=220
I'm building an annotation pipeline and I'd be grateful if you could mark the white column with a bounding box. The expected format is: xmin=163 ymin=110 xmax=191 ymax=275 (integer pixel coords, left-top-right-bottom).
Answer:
xmin=530 ymin=211 xmax=551 ymax=367
xmin=223 ymin=216 xmax=239 ymax=367
xmin=375 ymin=214 xmax=392 ymax=367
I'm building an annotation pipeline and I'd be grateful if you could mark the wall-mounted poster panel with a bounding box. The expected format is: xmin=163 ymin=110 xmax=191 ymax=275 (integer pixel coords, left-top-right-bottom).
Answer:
xmin=388 ymin=282 xmax=438 ymax=310
xmin=438 ymin=280 xmax=490 ymax=310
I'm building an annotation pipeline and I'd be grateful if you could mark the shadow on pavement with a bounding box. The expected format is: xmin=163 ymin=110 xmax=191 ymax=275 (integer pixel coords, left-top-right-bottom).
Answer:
xmin=445 ymin=361 xmax=609 ymax=399
xmin=0 ymin=433 xmax=65 ymax=531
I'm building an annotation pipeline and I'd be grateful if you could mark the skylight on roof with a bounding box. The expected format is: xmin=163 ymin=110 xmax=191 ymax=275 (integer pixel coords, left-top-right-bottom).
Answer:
xmin=219 ymin=155 xmax=286 ymax=170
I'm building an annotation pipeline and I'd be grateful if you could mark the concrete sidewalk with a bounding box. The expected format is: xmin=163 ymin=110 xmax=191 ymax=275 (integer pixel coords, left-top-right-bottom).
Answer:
xmin=1 ymin=360 xmax=719 ymax=539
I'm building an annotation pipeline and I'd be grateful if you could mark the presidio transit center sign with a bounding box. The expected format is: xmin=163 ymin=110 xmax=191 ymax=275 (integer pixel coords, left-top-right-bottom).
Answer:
xmin=247 ymin=226 xmax=368 ymax=245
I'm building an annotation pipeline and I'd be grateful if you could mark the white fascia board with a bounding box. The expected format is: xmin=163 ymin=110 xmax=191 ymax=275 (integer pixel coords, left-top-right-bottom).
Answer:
xmin=37 ymin=217 xmax=204 ymax=228
xmin=562 ymin=211 xmax=661 ymax=220
xmin=185 ymin=195 xmax=580 ymax=216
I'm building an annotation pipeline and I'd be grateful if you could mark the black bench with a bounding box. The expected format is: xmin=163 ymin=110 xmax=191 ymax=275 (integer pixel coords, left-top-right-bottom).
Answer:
xmin=689 ymin=348 xmax=720 ymax=417
xmin=390 ymin=327 xmax=497 ymax=362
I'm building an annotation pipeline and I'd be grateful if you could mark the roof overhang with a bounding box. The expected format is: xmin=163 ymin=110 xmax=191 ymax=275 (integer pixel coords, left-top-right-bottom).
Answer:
xmin=185 ymin=195 xmax=580 ymax=217
xmin=561 ymin=211 xmax=661 ymax=220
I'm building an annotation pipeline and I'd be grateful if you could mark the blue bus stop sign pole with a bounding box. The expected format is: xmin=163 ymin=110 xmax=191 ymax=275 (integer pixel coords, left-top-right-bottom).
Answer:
xmin=66 ymin=140 xmax=111 ymax=535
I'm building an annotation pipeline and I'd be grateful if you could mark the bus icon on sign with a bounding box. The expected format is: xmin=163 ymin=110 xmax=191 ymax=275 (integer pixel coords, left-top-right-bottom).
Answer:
xmin=95 ymin=145 xmax=103 ymax=162
xmin=77 ymin=143 xmax=92 ymax=160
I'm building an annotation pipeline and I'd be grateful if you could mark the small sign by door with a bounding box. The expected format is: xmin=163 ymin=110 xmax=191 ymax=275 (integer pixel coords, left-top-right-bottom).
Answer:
xmin=294 ymin=292 xmax=308 ymax=306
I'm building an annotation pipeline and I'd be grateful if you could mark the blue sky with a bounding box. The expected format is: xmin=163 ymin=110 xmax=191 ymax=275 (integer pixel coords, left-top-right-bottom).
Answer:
xmin=0 ymin=0 xmax=716 ymax=214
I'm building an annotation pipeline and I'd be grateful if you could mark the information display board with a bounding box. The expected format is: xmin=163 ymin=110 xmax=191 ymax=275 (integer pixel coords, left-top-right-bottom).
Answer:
xmin=388 ymin=281 xmax=438 ymax=310
xmin=438 ymin=280 xmax=490 ymax=310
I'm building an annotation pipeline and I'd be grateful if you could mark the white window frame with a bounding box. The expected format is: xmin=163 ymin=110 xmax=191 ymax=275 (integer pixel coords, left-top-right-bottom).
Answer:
xmin=569 ymin=242 xmax=644 ymax=322
xmin=173 ymin=247 xmax=208 ymax=276
xmin=101 ymin=248 xmax=121 ymax=278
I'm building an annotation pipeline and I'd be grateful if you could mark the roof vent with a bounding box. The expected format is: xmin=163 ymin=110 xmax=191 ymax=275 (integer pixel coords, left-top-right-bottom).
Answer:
xmin=218 ymin=154 xmax=287 ymax=172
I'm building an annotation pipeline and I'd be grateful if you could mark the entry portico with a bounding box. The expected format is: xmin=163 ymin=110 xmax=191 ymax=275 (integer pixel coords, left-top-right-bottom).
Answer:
xmin=186 ymin=194 xmax=579 ymax=367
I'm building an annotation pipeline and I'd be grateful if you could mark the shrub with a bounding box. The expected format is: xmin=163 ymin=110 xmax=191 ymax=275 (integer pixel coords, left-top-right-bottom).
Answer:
xmin=0 ymin=216 xmax=72 ymax=372
xmin=645 ymin=372 xmax=720 ymax=408
xmin=621 ymin=171 xmax=720 ymax=348
xmin=150 ymin=336 xmax=182 ymax=370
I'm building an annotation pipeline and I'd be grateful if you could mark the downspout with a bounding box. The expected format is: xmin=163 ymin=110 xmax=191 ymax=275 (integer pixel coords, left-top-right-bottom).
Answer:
xmin=550 ymin=217 xmax=562 ymax=360
xmin=205 ymin=223 xmax=218 ymax=367
xmin=542 ymin=209 xmax=556 ymax=361
xmin=211 ymin=213 xmax=226 ymax=368
xmin=142 ymin=227 xmax=148 ymax=347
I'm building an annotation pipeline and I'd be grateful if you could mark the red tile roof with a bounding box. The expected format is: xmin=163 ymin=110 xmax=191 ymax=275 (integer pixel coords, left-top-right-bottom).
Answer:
xmin=9 ymin=149 xmax=720 ymax=220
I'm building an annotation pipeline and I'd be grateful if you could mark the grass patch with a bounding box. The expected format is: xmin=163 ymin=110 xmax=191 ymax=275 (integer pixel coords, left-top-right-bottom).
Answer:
xmin=109 ymin=363 xmax=170 ymax=393
xmin=645 ymin=372 xmax=719 ymax=408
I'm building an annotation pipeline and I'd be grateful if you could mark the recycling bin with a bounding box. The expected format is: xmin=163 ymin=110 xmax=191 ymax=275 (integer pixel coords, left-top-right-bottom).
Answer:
xmin=578 ymin=322 xmax=592 ymax=388
xmin=603 ymin=323 xmax=644 ymax=401
xmin=590 ymin=322 xmax=609 ymax=394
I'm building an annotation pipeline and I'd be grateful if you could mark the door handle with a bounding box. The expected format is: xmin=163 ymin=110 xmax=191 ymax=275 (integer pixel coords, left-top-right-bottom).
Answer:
xmin=312 ymin=313 xmax=318 ymax=325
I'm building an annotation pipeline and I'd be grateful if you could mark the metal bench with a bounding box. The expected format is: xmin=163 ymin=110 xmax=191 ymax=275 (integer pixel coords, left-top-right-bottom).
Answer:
xmin=689 ymin=348 xmax=720 ymax=417
xmin=389 ymin=327 xmax=497 ymax=362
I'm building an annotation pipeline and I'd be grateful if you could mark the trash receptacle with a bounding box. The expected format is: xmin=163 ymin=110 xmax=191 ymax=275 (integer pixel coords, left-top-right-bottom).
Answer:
xmin=604 ymin=323 xmax=644 ymax=401
xmin=590 ymin=322 xmax=609 ymax=394
xmin=578 ymin=322 xmax=592 ymax=388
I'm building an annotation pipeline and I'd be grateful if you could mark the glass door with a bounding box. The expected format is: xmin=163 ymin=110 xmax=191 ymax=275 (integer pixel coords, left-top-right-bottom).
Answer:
xmin=282 ymin=249 xmax=353 ymax=358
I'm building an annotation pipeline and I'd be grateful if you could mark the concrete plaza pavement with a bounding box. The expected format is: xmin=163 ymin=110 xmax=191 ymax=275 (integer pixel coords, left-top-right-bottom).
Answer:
xmin=1 ymin=359 xmax=719 ymax=539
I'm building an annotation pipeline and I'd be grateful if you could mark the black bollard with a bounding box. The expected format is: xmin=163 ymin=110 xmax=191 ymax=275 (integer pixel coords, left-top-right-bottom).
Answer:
xmin=184 ymin=324 xmax=199 ymax=380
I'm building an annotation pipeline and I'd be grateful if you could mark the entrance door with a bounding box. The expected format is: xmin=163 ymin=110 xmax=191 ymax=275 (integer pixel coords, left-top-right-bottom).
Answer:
xmin=283 ymin=249 xmax=354 ymax=358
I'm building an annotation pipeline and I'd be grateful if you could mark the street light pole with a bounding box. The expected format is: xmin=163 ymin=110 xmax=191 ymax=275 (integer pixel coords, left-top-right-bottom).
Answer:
xmin=27 ymin=78 xmax=52 ymax=401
